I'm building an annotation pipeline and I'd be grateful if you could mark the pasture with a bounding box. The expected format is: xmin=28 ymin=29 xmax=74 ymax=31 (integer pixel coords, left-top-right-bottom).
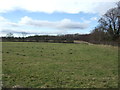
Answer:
xmin=2 ymin=42 xmax=118 ymax=88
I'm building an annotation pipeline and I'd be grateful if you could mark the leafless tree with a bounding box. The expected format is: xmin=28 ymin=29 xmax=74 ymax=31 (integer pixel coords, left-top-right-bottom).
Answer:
xmin=6 ymin=33 xmax=14 ymax=41
xmin=21 ymin=32 xmax=27 ymax=37
xmin=6 ymin=33 xmax=14 ymax=38
xmin=21 ymin=32 xmax=27 ymax=41
xmin=98 ymin=1 xmax=120 ymax=40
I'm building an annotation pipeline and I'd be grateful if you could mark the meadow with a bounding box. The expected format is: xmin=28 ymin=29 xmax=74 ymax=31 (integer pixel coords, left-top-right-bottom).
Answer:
xmin=2 ymin=42 xmax=118 ymax=88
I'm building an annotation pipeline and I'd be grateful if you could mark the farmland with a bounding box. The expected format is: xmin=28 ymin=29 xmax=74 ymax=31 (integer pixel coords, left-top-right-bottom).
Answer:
xmin=2 ymin=42 xmax=118 ymax=88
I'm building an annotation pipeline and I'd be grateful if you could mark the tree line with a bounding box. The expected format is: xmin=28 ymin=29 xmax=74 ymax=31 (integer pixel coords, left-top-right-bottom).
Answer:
xmin=2 ymin=33 xmax=90 ymax=43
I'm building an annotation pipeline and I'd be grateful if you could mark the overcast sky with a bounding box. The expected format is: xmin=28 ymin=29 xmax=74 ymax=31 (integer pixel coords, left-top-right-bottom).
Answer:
xmin=0 ymin=0 xmax=119 ymax=37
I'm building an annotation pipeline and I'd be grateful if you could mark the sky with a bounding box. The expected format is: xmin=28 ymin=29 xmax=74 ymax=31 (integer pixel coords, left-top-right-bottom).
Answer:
xmin=0 ymin=0 xmax=119 ymax=37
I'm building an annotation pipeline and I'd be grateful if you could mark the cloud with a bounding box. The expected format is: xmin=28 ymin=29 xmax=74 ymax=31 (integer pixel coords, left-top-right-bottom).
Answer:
xmin=19 ymin=16 xmax=89 ymax=29
xmin=0 ymin=16 xmax=89 ymax=36
xmin=0 ymin=28 xmax=68 ymax=37
xmin=0 ymin=16 xmax=8 ymax=27
xmin=1 ymin=29 xmax=22 ymax=34
xmin=1 ymin=28 xmax=66 ymax=35
xmin=90 ymin=17 xmax=98 ymax=21
xmin=1 ymin=29 xmax=39 ymax=35
xmin=0 ymin=16 xmax=20 ymax=36
xmin=0 ymin=0 xmax=119 ymax=14
xmin=0 ymin=16 xmax=19 ymax=27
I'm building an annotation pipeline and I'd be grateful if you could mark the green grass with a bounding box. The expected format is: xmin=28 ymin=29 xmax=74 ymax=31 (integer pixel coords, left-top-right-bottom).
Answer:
xmin=2 ymin=42 xmax=118 ymax=88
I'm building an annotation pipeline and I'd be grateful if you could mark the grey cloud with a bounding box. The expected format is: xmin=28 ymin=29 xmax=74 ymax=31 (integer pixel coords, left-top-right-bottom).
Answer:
xmin=7 ymin=22 xmax=20 ymax=27
xmin=57 ymin=23 xmax=88 ymax=29
xmin=1 ymin=29 xmax=65 ymax=35
xmin=21 ymin=17 xmax=89 ymax=30
xmin=31 ymin=21 xmax=88 ymax=29
xmin=1 ymin=29 xmax=30 ymax=34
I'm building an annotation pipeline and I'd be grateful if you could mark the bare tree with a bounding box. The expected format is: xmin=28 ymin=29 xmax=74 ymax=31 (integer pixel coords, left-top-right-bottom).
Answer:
xmin=21 ymin=32 xmax=27 ymax=41
xmin=98 ymin=1 xmax=120 ymax=40
xmin=21 ymin=32 xmax=27 ymax=37
xmin=6 ymin=33 xmax=14 ymax=41
xmin=6 ymin=33 xmax=14 ymax=38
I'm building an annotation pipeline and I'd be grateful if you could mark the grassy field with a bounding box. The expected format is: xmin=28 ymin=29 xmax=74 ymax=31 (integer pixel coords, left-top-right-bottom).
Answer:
xmin=2 ymin=42 xmax=118 ymax=88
